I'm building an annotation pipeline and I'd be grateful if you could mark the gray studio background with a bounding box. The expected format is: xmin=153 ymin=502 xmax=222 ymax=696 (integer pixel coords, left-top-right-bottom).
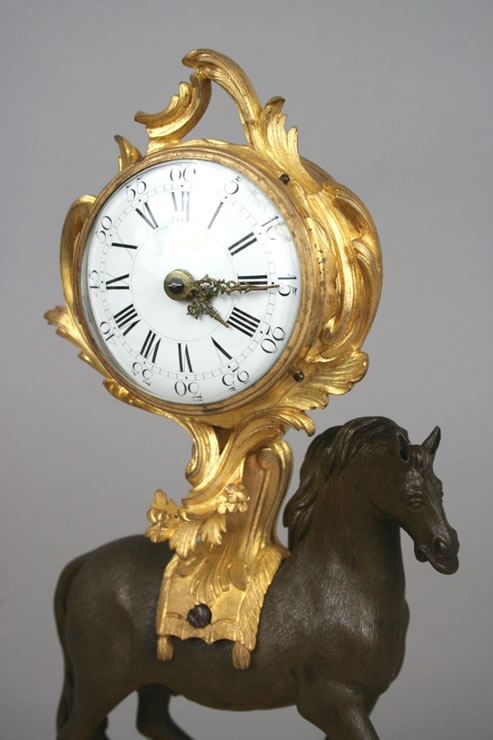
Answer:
xmin=1 ymin=1 xmax=491 ymax=738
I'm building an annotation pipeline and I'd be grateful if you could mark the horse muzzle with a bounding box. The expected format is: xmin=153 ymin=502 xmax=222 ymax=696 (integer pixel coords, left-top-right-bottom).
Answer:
xmin=414 ymin=531 xmax=459 ymax=574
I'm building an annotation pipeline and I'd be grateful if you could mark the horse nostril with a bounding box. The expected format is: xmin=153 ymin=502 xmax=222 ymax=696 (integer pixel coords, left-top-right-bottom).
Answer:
xmin=433 ymin=537 xmax=449 ymax=557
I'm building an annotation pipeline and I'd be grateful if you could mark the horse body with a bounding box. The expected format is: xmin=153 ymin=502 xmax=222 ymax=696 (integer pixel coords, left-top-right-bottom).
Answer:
xmin=55 ymin=418 xmax=459 ymax=739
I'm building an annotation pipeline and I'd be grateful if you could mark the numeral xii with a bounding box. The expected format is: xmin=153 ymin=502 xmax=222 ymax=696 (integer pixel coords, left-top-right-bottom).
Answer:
xmin=171 ymin=190 xmax=190 ymax=220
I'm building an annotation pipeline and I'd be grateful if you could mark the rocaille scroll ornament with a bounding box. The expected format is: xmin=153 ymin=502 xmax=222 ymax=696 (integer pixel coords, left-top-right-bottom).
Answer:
xmin=45 ymin=49 xmax=382 ymax=668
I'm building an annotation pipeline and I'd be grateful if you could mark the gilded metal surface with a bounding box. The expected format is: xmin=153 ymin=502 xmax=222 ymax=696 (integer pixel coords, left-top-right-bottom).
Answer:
xmin=153 ymin=440 xmax=292 ymax=669
xmin=45 ymin=49 xmax=382 ymax=666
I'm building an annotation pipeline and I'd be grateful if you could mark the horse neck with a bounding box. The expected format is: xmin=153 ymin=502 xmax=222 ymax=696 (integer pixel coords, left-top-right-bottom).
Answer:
xmin=295 ymin=473 xmax=405 ymax=588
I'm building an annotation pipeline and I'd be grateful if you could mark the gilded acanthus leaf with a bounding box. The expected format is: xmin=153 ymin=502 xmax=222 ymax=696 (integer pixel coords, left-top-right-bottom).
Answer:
xmin=255 ymin=97 xmax=321 ymax=194
xmin=200 ymin=512 xmax=227 ymax=547
xmin=44 ymin=305 xmax=85 ymax=352
xmin=169 ymin=519 xmax=203 ymax=560
xmin=114 ymin=135 xmax=141 ymax=171
xmin=135 ymin=70 xmax=212 ymax=152
xmin=45 ymin=195 xmax=109 ymax=378
xmin=183 ymin=48 xmax=261 ymax=142
xmin=283 ymin=351 xmax=368 ymax=412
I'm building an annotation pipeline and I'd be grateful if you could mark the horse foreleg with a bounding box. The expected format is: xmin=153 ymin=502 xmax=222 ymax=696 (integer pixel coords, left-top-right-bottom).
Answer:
xmin=136 ymin=684 xmax=193 ymax=740
xmin=296 ymin=677 xmax=380 ymax=740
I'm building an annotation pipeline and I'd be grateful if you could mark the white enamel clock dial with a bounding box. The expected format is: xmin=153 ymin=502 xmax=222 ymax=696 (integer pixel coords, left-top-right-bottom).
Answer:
xmin=81 ymin=158 xmax=302 ymax=405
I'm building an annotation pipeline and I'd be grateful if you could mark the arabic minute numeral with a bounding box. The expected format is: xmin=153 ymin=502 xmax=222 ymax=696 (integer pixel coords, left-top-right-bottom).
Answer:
xmin=132 ymin=361 xmax=153 ymax=386
xmin=174 ymin=380 xmax=203 ymax=402
xmin=262 ymin=215 xmax=280 ymax=239
xmin=224 ymin=177 xmax=240 ymax=195
xmin=222 ymin=367 xmax=250 ymax=393
xmin=278 ymin=275 xmax=298 ymax=296
xmin=89 ymin=270 xmax=100 ymax=289
xmin=96 ymin=215 xmax=112 ymax=242
xmin=261 ymin=325 xmax=286 ymax=353
xmin=169 ymin=165 xmax=196 ymax=182
xmin=99 ymin=320 xmax=114 ymax=343
xmin=126 ymin=177 xmax=146 ymax=202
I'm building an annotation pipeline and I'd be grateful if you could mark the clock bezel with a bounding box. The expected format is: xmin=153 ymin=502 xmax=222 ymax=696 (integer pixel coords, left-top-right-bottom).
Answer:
xmin=73 ymin=143 xmax=321 ymax=421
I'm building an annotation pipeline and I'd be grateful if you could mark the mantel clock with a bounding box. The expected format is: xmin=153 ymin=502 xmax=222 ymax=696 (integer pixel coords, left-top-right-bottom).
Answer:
xmin=46 ymin=49 xmax=382 ymax=669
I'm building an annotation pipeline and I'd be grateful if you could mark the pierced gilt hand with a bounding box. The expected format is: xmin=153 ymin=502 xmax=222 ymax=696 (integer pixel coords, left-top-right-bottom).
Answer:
xmin=186 ymin=275 xmax=278 ymax=326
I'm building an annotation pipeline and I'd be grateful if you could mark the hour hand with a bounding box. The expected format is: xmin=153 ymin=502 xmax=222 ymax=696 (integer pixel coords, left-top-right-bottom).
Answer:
xmin=187 ymin=296 xmax=229 ymax=327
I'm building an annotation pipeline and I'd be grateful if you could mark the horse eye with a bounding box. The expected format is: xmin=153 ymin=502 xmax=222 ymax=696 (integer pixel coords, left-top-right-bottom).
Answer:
xmin=409 ymin=499 xmax=424 ymax=510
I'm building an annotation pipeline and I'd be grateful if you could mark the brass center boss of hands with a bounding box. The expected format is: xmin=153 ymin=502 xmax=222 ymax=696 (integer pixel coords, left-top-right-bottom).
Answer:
xmin=163 ymin=270 xmax=279 ymax=327
xmin=46 ymin=49 xmax=382 ymax=669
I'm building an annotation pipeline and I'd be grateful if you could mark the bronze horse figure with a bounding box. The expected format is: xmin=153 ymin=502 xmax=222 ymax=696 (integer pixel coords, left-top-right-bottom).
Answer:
xmin=54 ymin=417 xmax=459 ymax=739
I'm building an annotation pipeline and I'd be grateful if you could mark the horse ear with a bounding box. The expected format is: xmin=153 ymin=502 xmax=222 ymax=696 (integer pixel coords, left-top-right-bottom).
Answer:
xmin=422 ymin=426 xmax=441 ymax=456
xmin=396 ymin=432 xmax=409 ymax=462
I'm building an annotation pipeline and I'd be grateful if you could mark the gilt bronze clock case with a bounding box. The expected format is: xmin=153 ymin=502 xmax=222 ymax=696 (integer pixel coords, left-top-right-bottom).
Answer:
xmin=46 ymin=49 xmax=382 ymax=668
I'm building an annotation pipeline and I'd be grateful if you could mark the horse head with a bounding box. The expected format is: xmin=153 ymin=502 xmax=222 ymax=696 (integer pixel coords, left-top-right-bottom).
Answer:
xmin=284 ymin=417 xmax=459 ymax=574
xmin=381 ymin=424 xmax=460 ymax=574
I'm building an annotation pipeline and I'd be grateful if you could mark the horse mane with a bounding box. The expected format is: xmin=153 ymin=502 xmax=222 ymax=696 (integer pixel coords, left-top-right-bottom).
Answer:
xmin=283 ymin=417 xmax=405 ymax=550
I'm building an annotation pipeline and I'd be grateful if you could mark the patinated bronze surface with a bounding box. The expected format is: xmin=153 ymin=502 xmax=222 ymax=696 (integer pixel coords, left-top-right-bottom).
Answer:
xmin=54 ymin=418 xmax=459 ymax=739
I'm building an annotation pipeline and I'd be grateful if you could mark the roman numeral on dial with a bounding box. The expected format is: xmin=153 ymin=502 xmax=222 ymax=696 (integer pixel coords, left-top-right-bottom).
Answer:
xmin=228 ymin=232 xmax=257 ymax=256
xmin=211 ymin=336 xmax=233 ymax=361
xmin=171 ymin=191 xmax=190 ymax=221
xmin=113 ymin=304 xmax=140 ymax=335
xmin=178 ymin=343 xmax=193 ymax=372
xmin=237 ymin=274 xmax=268 ymax=286
xmin=105 ymin=273 xmax=130 ymax=290
xmin=136 ymin=202 xmax=158 ymax=230
xmin=207 ymin=201 xmax=223 ymax=229
xmin=140 ymin=330 xmax=161 ymax=363
xmin=227 ymin=307 xmax=261 ymax=337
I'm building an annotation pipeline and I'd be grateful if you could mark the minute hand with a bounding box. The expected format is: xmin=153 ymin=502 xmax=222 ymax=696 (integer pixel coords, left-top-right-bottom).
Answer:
xmin=190 ymin=276 xmax=279 ymax=297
